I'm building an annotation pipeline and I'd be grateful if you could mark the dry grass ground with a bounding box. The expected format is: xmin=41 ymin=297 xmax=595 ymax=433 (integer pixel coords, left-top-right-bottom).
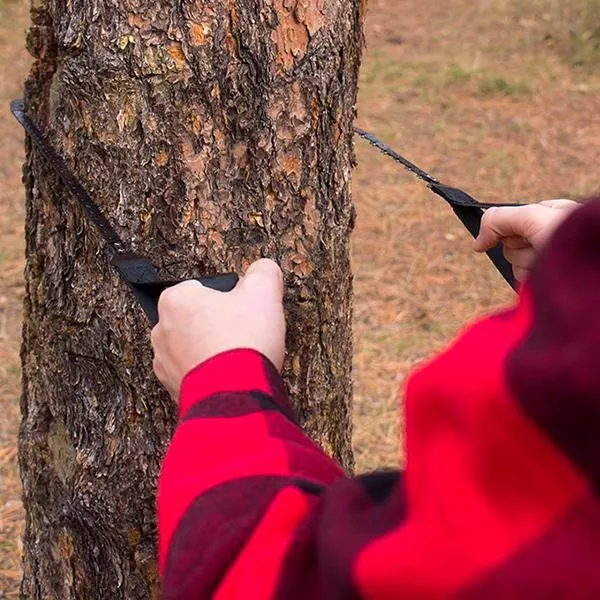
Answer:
xmin=1 ymin=0 xmax=599 ymax=596
xmin=352 ymin=0 xmax=600 ymax=470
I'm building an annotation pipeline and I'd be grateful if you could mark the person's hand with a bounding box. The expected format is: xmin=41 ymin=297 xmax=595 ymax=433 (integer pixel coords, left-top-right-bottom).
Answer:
xmin=474 ymin=200 xmax=579 ymax=282
xmin=151 ymin=259 xmax=286 ymax=399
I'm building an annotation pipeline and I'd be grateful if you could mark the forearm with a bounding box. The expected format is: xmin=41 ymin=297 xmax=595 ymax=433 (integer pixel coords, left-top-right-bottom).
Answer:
xmin=157 ymin=349 xmax=345 ymax=595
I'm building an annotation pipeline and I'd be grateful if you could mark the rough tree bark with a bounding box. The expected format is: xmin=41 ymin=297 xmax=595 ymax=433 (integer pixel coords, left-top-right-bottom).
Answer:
xmin=19 ymin=0 xmax=363 ymax=597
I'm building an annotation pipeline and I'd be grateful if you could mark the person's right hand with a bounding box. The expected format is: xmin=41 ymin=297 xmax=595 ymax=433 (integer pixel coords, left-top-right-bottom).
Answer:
xmin=474 ymin=200 xmax=579 ymax=282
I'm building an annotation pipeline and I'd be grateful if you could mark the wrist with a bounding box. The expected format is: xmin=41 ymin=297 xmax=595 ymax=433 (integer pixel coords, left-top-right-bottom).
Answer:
xmin=178 ymin=348 xmax=284 ymax=419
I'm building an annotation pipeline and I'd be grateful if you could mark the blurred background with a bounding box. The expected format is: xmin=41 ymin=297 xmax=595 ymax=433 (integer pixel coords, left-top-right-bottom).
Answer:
xmin=1 ymin=0 xmax=599 ymax=595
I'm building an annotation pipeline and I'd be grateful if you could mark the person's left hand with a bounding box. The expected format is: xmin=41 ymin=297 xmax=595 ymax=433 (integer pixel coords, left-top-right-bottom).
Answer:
xmin=151 ymin=259 xmax=286 ymax=399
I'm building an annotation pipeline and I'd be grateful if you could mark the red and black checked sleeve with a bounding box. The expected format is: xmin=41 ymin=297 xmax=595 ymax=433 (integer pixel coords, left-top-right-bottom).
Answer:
xmin=159 ymin=198 xmax=600 ymax=600
xmin=157 ymin=348 xmax=349 ymax=598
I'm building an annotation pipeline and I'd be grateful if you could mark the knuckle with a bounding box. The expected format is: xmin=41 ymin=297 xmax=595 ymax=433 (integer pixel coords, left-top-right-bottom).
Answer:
xmin=158 ymin=280 xmax=206 ymax=318
xmin=157 ymin=287 xmax=176 ymax=313
xmin=150 ymin=325 xmax=162 ymax=347
xmin=525 ymin=204 xmax=544 ymax=220
xmin=157 ymin=282 xmax=191 ymax=312
xmin=480 ymin=207 xmax=496 ymax=227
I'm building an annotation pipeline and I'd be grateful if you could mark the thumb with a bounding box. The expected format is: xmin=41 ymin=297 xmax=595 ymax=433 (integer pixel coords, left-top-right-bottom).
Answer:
xmin=474 ymin=206 xmax=538 ymax=252
xmin=238 ymin=258 xmax=284 ymax=302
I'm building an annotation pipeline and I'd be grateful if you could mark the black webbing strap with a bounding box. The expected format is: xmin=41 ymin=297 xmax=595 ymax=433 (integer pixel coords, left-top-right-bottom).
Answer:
xmin=113 ymin=255 xmax=238 ymax=326
xmin=11 ymin=99 xmax=238 ymax=326
xmin=355 ymin=129 xmax=525 ymax=291
xmin=430 ymin=184 xmax=519 ymax=289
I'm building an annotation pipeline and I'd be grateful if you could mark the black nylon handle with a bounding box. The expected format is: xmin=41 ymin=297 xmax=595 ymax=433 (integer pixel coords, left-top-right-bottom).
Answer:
xmin=112 ymin=255 xmax=239 ymax=326
xmin=135 ymin=274 xmax=240 ymax=298
xmin=132 ymin=274 xmax=239 ymax=327
xmin=129 ymin=273 xmax=239 ymax=327
xmin=430 ymin=184 xmax=518 ymax=290
xmin=449 ymin=204 xmax=517 ymax=290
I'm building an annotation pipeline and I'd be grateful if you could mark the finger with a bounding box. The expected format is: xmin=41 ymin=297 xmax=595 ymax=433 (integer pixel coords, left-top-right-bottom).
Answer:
xmin=474 ymin=207 xmax=528 ymax=252
xmin=504 ymin=246 xmax=537 ymax=270
xmin=540 ymin=199 xmax=578 ymax=210
xmin=239 ymin=258 xmax=284 ymax=301
xmin=157 ymin=279 xmax=209 ymax=319
xmin=513 ymin=265 xmax=530 ymax=283
xmin=502 ymin=235 xmax=530 ymax=250
xmin=150 ymin=323 xmax=161 ymax=349
xmin=153 ymin=356 xmax=166 ymax=384
xmin=475 ymin=204 xmax=559 ymax=252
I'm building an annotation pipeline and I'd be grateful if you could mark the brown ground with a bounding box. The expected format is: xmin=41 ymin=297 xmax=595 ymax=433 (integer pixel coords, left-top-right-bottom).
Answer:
xmin=1 ymin=0 xmax=599 ymax=596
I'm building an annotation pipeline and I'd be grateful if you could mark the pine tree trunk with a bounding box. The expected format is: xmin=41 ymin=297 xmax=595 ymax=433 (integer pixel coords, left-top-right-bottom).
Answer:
xmin=19 ymin=0 xmax=363 ymax=598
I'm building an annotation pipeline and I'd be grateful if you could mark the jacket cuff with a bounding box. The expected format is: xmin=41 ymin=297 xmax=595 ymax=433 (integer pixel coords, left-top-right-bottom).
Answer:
xmin=178 ymin=348 xmax=293 ymax=420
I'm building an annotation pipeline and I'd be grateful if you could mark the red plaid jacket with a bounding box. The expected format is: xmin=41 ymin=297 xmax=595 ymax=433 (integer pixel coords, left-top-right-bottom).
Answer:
xmin=158 ymin=199 xmax=600 ymax=599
